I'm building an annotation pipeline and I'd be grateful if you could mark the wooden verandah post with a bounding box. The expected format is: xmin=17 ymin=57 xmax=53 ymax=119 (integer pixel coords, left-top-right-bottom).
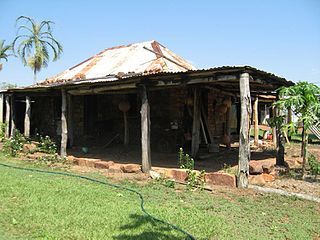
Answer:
xmin=253 ymin=97 xmax=259 ymax=146
xmin=24 ymin=96 xmax=31 ymax=138
xmin=140 ymin=84 xmax=151 ymax=173
xmin=238 ymin=73 xmax=252 ymax=188
xmin=5 ymin=95 xmax=10 ymax=138
xmin=191 ymin=87 xmax=201 ymax=158
xmin=10 ymin=94 xmax=16 ymax=137
xmin=67 ymin=94 xmax=73 ymax=148
xmin=0 ymin=93 xmax=3 ymax=124
xmin=60 ymin=89 xmax=68 ymax=157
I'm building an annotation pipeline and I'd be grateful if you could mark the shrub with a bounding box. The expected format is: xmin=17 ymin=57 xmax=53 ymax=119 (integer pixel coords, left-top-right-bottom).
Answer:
xmin=37 ymin=135 xmax=57 ymax=154
xmin=0 ymin=122 xmax=6 ymax=142
xmin=3 ymin=130 xmax=26 ymax=157
xmin=308 ymin=154 xmax=320 ymax=177
xmin=178 ymin=148 xmax=194 ymax=170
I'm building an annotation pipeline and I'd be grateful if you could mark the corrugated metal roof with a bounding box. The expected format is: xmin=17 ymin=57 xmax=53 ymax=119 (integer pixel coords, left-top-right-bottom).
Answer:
xmin=40 ymin=40 xmax=196 ymax=85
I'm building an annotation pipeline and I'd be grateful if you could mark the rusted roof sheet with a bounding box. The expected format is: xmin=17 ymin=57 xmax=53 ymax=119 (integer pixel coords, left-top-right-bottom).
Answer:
xmin=40 ymin=40 xmax=196 ymax=85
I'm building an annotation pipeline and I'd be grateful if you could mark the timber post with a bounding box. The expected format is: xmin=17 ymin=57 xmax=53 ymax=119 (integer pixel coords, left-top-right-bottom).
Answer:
xmin=253 ymin=97 xmax=259 ymax=146
xmin=24 ymin=96 xmax=31 ymax=138
xmin=238 ymin=72 xmax=252 ymax=188
xmin=0 ymin=93 xmax=3 ymax=123
xmin=272 ymin=105 xmax=277 ymax=147
xmin=67 ymin=94 xmax=73 ymax=148
xmin=60 ymin=89 xmax=68 ymax=157
xmin=5 ymin=95 xmax=10 ymax=138
xmin=191 ymin=87 xmax=201 ymax=158
xmin=10 ymin=94 xmax=16 ymax=137
xmin=140 ymin=84 xmax=151 ymax=173
xmin=276 ymin=107 xmax=285 ymax=165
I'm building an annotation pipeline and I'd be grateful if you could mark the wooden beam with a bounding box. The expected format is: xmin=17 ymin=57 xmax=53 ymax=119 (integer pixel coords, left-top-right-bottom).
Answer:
xmin=0 ymin=94 xmax=3 ymax=123
xmin=67 ymin=94 xmax=73 ymax=147
xmin=60 ymin=89 xmax=68 ymax=157
xmin=24 ymin=96 xmax=31 ymax=137
xmin=238 ymin=73 xmax=252 ymax=188
xmin=10 ymin=95 xmax=16 ymax=137
xmin=191 ymin=88 xmax=201 ymax=157
xmin=140 ymin=85 xmax=151 ymax=173
xmin=253 ymin=97 xmax=259 ymax=146
xmin=272 ymin=105 xmax=277 ymax=147
xmin=5 ymin=95 xmax=10 ymax=138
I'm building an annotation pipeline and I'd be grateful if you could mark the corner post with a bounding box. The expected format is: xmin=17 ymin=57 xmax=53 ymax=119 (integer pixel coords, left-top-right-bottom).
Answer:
xmin=191 ymin=87 xmax=201 ymax=157
xmin=5 ymin=95 xmax=10 ymax=138
xmin=10 ymin=94 xmax=16 ymax=137
xmin=24 ymin=96 xmax=31 ymax=137
xmin=238 ymin=73 xmax=252 ymax=188
xmin=67 ymin=94 xmax=73 ymax=148
xmin=140 ymin=84 xmax=151 ymax=173
xmin=0 ymin=93 xmax=3 ymax=123
xmin=60 ymin=89 xmax=68 ymax=157
xmin=253 ymin=97 xmax=259 ymax=145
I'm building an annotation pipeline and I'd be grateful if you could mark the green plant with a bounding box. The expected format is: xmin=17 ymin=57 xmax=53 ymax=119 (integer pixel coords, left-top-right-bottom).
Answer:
xmin=186 ymin=169 xmax=205 ymax=190
xmin=0 ymin=122 xmax=7 ymax=141
xmin=222 ymin=163 xmax=236 ymax=175
xmin=308 ymin=154 xmax=320 ymax=177
xmin=37 ymin=135 xmax=57 ymax=154
xmin=38 ymin=153 xmax=68 ymax=166
xmin=3 ymin=130 xmax=26 ymax=157
xmin=178 ymin=148 xmax=194 ymax=170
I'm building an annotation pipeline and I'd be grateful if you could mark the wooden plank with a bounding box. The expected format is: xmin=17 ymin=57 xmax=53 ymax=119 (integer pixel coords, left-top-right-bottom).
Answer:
xmin=60 ymin=89 xmax=68 ymax=157
xmin=10 ymin=95 xmax=16 ymax=137
xmin=225 ymin=105 xmax=231 ymax=149
xmin=276 ymin=107 xmax=285 ymax=165
xmin=67 ymin=94 xmax=73 ymax=147
xmin=191 ymin=88 xmax=201 ymax=157
xmin=238 ymin=73 xmax=252 ymax=188
xmin=0 ymin=94 xmax=3 ymax=123
xmin=140 ymin=85 xmax=151 ymax=173
xmin=24 ymin=96 xmax=31 ymax=137
xmin=5 ymin=95 xmax=10 ymax=138
xmin=253 ymin=97 xmax=259 ymax=145
xmin=272 ymin=106 xmax=277 ymax=147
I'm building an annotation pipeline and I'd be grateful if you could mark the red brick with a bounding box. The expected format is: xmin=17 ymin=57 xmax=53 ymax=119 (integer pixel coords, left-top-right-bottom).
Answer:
xmin=204 ymin=172 xmax=236 ymax=187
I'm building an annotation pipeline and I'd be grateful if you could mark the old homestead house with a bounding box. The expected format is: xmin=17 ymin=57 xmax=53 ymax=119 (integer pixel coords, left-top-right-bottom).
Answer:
xmin=0 ymin=40 xmax=293 ymax=187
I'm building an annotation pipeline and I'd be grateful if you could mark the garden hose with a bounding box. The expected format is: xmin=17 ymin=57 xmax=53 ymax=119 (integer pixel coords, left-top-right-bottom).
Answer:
xmin=0 ymin=162 xmax=195 ymax=240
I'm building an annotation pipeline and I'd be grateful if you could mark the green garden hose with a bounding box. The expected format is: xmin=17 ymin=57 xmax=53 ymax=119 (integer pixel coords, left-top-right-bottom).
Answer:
xmin=0 ymin=162 xmax=195 ymax=240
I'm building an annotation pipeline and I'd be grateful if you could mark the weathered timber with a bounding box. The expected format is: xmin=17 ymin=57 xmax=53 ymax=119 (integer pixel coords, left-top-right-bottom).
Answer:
xmin=253 ymin=97 xmax=259 ymax=145
xmin=140 ymin=85 xmax=151 ymax=173
xmin=0 ymin=94 xmax=3 ymax=123
xmin=5 ymin=95 xmax=10 ymax=138
xmin=123 ymin=111 xmax=129 ymax=146
xmin=24 ymin=96 xmax=31 ymax=137
xmin=225 ymin=103 xmax=231 ymax=149
xmin=60 ymin=89 xmax=68 ymax=157
xmin=67 ymin=94 xmax=73 ymax=147
xmin=10 ymin=95 xmax=16 ymax=137
xmin=191 ymin=88 xmax=201 ymax=157
xmin=272 ymin=105 xmax=277 ymax=147
xmin=238 ymin=73 xmax=252 ymax=188
xmin=276 ymin=106 xmax=285 ymax=166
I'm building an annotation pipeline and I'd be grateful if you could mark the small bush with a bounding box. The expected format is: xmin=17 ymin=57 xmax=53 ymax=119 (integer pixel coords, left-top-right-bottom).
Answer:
xmin=186 ymin=169 xmax=206 ymax=190
xmin=3 ymin=130 xmax=26 ymax=157
xmin=38 ymin=153 xmax=68 ymax=166
xmin=0 ymin=122 xmax=6 ymax=142
xmin=37 ymin=135 xmax=57 ymax=154
xmin=178 ymin=148 xmax=194 ymax=170
xmin=308 ymin=154 xmax=320 ymax=177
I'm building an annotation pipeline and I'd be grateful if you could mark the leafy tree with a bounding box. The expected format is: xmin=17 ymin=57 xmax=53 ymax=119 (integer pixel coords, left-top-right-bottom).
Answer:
xmin=13 ymin=16 xmax=63 ymax=82
xmin=0 ymin=40 xmax=12 ymax=71
xmin=275 ymin=81 xmax=320 ymax=174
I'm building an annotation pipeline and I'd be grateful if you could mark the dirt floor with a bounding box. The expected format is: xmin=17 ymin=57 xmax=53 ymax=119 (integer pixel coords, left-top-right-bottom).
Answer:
xmin=68 ymin=140 xmax=320 ymax=197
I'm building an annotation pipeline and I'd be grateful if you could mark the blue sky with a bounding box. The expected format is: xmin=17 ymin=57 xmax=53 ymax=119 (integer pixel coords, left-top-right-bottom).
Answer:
xmin=0 ymin=0 xmax=319 ymax=86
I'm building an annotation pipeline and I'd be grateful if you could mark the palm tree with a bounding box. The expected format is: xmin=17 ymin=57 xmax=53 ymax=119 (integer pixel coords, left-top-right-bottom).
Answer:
xmin=276 ymin=81 xmax=320 ymax=174
xmin=13 ymin=16 xmax=63 ymax=83
xmin=0 ymin=40 xmax=12 ymax=71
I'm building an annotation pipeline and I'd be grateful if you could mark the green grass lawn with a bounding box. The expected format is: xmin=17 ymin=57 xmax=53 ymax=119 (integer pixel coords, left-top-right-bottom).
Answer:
xmin=0 ymin=154 xmax=319 ymax=240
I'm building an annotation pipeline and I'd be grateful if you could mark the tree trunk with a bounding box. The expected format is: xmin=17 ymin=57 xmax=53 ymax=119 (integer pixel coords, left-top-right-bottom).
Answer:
xmin=0 ymin=94 xmax=4 ymax=124
xmin=140 ymin=85 xmax=151 ymax=173
xmin=301 ymin=123 xmax=305 ymax=157
xmin=238 ymin=73 xmax=252 ymax=188
xmin=24 ymin=96 xmax=31 ymax=138
xmin=60 ymin=89 xmax=68 ymax=157
xmin=301 ymin=123 xmax=308 ymax=176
